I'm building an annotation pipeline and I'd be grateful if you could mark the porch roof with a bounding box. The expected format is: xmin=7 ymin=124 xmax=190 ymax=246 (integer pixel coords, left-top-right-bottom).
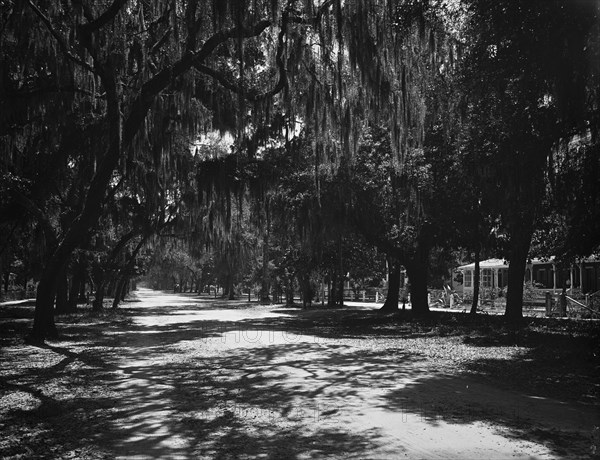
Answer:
xmin=457 ymin=258 xmax=508 ymax=271
xmin=457 ymin=255 xmax=599 ymax=272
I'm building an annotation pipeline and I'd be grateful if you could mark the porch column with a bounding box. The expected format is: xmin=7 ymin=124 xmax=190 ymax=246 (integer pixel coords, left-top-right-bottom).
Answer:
xmin=526 ymin=262 xmax=533 ymax=283
xmin=579 ymin=263 xmax=584 ymax=292
xmin=552 ymin=263 xmax=557 ymax=293
xmin=570 ymin=265 xmax=574 ymax=294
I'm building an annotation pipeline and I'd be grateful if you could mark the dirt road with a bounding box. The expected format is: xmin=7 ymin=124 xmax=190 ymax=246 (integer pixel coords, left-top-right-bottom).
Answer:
xmin=1 ymin=288 xmax=598 ymax=459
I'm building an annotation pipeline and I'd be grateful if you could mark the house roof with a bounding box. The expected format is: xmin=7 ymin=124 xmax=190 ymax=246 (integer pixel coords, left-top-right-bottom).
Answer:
xmin=457 ymin=256 xmax=599 ymax=271
xmin=457 ymin=258 xmax=508 ymax=270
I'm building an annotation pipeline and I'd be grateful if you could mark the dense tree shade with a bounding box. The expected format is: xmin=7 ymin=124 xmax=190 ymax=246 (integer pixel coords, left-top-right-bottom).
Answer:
xmin=1 ymin=0 xmax=599 ymax=339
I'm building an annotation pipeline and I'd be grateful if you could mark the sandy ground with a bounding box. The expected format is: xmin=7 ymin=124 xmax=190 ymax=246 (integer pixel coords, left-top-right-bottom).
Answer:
xmin=1 ymin=288 xmax=599 ymax=459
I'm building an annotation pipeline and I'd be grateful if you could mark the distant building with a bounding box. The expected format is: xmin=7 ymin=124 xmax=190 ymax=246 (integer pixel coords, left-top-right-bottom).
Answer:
xmin=456 ymin=258 xmax=508 ymax=296
xmin=457 ymin=257 xmax=600 ymax=295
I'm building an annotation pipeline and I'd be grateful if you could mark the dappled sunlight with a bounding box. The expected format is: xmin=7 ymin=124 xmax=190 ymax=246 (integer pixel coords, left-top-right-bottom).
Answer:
xmin=1 ymin=289 xmax=598 ymax=458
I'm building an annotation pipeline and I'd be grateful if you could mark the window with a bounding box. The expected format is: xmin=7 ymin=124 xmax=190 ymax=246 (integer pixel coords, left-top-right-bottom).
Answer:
xmin=537 ymin=269 xmax=546 ymax=284
xmin=498 ymin=269 xmax=508 ymax=288
xmin=482 ymin=269 xmax=492 ymax=288
xmin=464 ymin=270 xmax=472 ymax=287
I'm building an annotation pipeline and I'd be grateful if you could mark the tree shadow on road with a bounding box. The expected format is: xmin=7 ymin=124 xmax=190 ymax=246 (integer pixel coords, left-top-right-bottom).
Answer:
xmin=1 ymin=296 xmax=599 ymax=458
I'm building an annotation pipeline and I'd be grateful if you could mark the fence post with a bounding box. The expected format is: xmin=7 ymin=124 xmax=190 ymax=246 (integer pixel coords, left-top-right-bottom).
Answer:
xmin=545 ymin=292 xmax=552 ymax=316
xmin=559 ymin=291 xmax=567 ymax=317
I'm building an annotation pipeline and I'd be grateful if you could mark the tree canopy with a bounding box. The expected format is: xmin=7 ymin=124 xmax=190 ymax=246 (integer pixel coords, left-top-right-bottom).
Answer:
xmin=1 ymin=0 xmax=599 ymax=339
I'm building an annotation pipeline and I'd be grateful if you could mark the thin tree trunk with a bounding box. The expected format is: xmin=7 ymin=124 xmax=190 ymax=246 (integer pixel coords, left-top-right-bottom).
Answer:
xmin=78 ymin=269 xmax=88 ymax=302
xmin=111 ymin=279 xmax=126 ymax=309
xmin=54 ymin=265 xmax=69 ymax=315
xmin=66 ymin=272 xmax=79 ymax=313
xmin=112 ymin=235 xmax=148 ymax=309
xmin=93 ymin=278 xmax=106 ymax=311
xmin=260 ymin=236 xmax=270 ymax=304
xmin=338 ymin=235 xmax=344 ymax=308
xmin=67 ymin=258 xmax=85 ymax=313
xmin=470 ymin=247 xmax=481 ymax=315
xmin=327 ymin=273 xmax=338 ymax=307
xmin=112 ymin=276 xmax=132 ymax=309
xmin=121 ymin=277 xmax=129 ymax=299
xmin=286 ymin=278 xmax=294 ymax=306
xmin=228 ymin=275 xmax=235 ymax=300
xmin=380 ymin=257 xmax=401 ymax=312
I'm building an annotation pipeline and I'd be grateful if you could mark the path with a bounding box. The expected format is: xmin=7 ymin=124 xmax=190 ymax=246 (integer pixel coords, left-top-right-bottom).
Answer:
xmin=1 ymin=288 xmax=598 ymax=459
xmin=99 ymin=289 xmax=600 ymax=459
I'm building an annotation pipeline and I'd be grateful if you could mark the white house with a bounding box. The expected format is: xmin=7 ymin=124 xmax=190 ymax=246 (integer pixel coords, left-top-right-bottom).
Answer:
xmin=457 ymin=257 xmax=600 ymax=296
xmin=457 ymin=258 xmax=509 ymax=296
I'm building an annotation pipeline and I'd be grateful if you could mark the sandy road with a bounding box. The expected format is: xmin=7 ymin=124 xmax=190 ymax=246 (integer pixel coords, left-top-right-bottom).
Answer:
xmin=90 ymin=288 xmax=599 ymax=459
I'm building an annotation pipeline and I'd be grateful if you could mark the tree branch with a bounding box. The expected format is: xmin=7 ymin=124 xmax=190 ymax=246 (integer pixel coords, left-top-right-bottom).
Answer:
xmin=196 ymin=20 xmax=272 ymax=61
xmin=79 ymin=0 xmax=129 ymax=34
xmin=193 ymin=11 xmax=289 ymax=102
xmin=27 ymin=0 xmax=95 ymax=74
xmin=288 ymin=0 xmax=335 ymax=26
xmin=4 ymin=84 xmax=98 ymax=100
xmin=70 ymin=0 xmax=95 ymax=23
xmin=185 ymin=0 xmax=199 ymax=52
xmin=150 ymin=28 xmax=172 ymax=55
xmin=11 ymin=190 xmax=58 ymax=249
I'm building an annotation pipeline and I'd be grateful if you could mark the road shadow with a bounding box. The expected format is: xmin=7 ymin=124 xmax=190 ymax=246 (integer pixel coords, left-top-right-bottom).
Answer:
xmin=1 ymin=293 xmax=599 ymax=458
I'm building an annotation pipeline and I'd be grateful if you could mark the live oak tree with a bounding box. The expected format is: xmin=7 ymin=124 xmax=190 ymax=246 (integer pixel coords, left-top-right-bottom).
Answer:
xmin=1 ymin=0 xmax=299 ymax=340
xmin=461 ymin=0 xmax=600 ymax=321
xmin=348 ymin=125 xmax=436 ymax=315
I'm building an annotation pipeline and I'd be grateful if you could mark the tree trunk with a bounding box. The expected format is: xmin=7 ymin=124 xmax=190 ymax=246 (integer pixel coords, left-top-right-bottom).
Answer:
xmin=260 ymin=234 xmax=270 ymax=304
xmin=30 ymin=81 xmax=121 ymax=339
xmin=111 ymin=279 xmax=123 ymax=309
xmin=78 ymin=271 xmax=88 ymax=303
xmin=93 ymin=279 xmax=106 ymax=311
xmin=112 ymin=278 xmax=129 ymax=309
xmin=337 ymin=235 xmax=344 ymax=308
xmin=407 ymin=263 xmax=429 ymax=316
xmin=67 ymin=259 xmax=85 ymax=313
xmin=285 ymin=278 xmax=294 ymax=305
xmin=470 ymin=248 xmax=481 ymax=315
xmin=107 ymin=277 xmax=117 ymax=298
xmin=112 ymin=235 xmax=148 ymax=309
xmin=337 ymin=275 xmax=344 ymax=307
xmin=327 ymin=273 xmax=338 ymax=307
xmin=31 ymin=272 xmax=58 ymax=340
xmin=300 ymin=273 xmax=313 ymax=308
xmin=380 ymin=257 xmax=401 ymax=312
xmin=504 ymin=228 xmax=533 ymax=323
xmin=54 ymin=265 xmax=69 ymax=315
xmin=66 ymin=273 xmax=79 ymax=313
xmin=228 ymin=275 xmax=235 ymax=300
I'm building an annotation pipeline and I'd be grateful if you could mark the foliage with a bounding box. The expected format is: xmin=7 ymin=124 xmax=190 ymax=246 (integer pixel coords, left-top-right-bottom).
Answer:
xmin=459 ymin=0 xmax=600 ymax=320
